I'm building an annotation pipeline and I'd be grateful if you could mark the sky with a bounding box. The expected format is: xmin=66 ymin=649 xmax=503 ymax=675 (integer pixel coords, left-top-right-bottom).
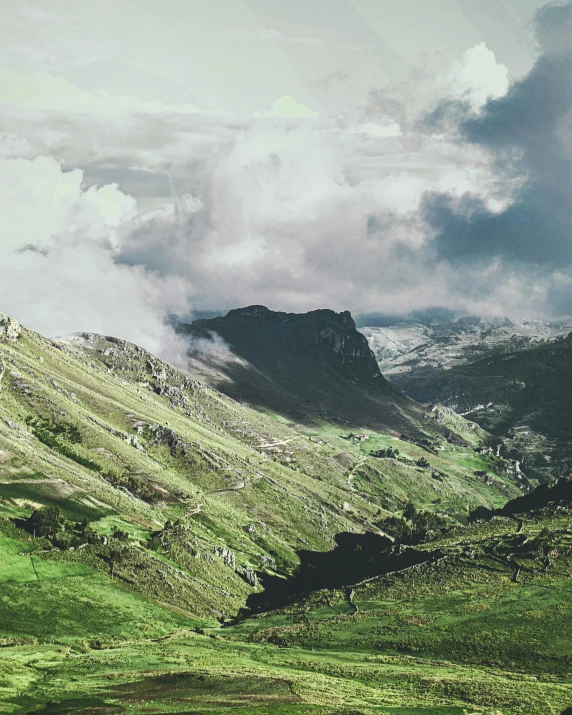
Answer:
xmin=1 ymin=0 xmax=571 ymax=354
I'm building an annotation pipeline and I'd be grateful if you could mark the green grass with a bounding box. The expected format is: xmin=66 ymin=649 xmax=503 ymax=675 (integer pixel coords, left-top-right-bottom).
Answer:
xmin=0 ymin=315 xmax=568 ymax=713
xmin=0 ymin=481 xmax=112 ymax=522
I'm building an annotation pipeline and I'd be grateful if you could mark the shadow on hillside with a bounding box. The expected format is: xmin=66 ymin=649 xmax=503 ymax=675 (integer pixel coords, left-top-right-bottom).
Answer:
xmin=500 ymin=476 xmax=572 ymax=516
xmin=243 ymin=531 xmax=442 ymax=615
xmin=189 ymin=350 xmax=415 ymax=431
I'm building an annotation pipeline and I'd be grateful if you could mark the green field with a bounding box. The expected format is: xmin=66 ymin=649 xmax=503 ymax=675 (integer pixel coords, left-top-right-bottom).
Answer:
xmin=0 ymin=314 xmax=569 ymax=713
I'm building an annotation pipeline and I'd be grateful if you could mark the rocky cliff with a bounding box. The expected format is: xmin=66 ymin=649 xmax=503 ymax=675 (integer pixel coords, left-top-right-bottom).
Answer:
xmin=177 ymin=306 xmax=424 ymax=430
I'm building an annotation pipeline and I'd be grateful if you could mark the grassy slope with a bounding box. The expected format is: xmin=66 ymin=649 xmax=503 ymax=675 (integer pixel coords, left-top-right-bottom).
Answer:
xmin=0 ymin=314 xmax=546 ymax=714
xmin=3 ymin=507 xmax=572 ymax=713
xmin=223 ymin=507 xmax=572 ymax=714
xmin=0 ymin=319 xmax=521 ymax=598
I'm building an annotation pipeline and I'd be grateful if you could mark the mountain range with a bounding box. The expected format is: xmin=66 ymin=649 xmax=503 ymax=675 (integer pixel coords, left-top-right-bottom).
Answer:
xmin=362 ymin=314 xmax=572 ymax=485
xmin=1 ymin=308 xmax=572 ymax=713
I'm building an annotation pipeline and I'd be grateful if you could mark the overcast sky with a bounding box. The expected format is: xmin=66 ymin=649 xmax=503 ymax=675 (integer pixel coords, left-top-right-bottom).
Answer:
xmin=1 ymin=0 xmax=570 ymax=352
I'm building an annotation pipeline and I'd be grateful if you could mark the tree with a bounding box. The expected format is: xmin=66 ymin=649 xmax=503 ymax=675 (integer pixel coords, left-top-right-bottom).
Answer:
xmin=410 ymin=510 xmax=448 ymax=543
xmin=108 ymin=547 xmax=126 ymax=578
xmin=380 ymin=516 xmax=411 ymax=543
xmin=403 ymin=501 xmax=417 ymax=522
xmin=468 ymin=505 xmax=493 ymax=523
xmin=534 ymin=527 xmax=554 ymax=574
xmin=27 ymin=506 xmax=64 ymax=538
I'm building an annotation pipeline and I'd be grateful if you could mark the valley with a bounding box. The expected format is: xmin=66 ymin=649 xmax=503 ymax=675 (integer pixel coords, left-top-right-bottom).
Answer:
xmin=361 ymin=314 xmax=572 ymax=487
xmin=0 ymin=309 xmax=571 ymax=713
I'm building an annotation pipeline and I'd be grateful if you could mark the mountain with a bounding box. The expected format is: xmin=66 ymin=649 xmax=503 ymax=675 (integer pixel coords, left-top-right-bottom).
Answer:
xmin=1 ymin=310 xmax=560 ymax=714
xmin=0 ymin=312 xmax=390 ymax=619
xmin=359 ymin=314 xmax=572 ymax=484
xmin=381 ymin=333 xmax=572 ymax=483
xmin=0 ymin=309 xmax=521 ymax=612
xmin=361 ymin=313 xmax=571 ymax=374
xmin=177 ymin=305 xmax=436 ymax=432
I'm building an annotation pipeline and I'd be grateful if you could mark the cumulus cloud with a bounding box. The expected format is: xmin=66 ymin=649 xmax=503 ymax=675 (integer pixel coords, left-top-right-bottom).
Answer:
xmin=447 ymin=43 xmax=509 ymax=111
xmin=0 ymin=156 xmax=188 ymax=358
xmin=419 ymin=1 xmax=572 ymax=315
xmin=4 ymin=5 xmax=572 ymax=345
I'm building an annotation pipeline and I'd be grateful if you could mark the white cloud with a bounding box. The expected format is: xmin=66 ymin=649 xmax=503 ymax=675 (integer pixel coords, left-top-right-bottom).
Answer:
xmin=352 ymin=121 xmax=402 ymax=138
xmin=0 ymin=34 xmax=560 ymax=340
xmin=0 ymin=156 xmax=188 ymax=358
xmin=253 ymin=95 xmax=319 ymax=119
xmin=448 ymin=43 xmax=509 ymax=110
xmin=0 ymin=66 xmax=220 ymax=118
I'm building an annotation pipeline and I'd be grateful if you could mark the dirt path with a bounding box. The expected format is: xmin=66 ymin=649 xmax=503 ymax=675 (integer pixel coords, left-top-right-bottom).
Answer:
xmin=256 ymin=437 xmax=301 ymax=449
xmin=347 ymin=456 xmax=367 ymax=484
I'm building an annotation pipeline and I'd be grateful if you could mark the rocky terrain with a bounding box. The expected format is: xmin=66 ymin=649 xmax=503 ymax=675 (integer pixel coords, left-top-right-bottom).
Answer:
xmin=177 ymin=305 xmax=426 ymax=430
xmin=1 ymin=309 xmax=571 ymax=713
xmin=360 ymin=314 xmax=572 ymax=376
xmin=361 ymin=314 xmax=572 ymax=485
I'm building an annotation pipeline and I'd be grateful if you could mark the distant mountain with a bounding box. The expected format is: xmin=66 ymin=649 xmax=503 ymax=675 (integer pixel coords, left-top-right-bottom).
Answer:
xmin=177 ymin=306 xmax=431 ymax=431
xmin=380 ymin=332 xmax=572 ymax=482
xmin=361 ymin=314 xmax=571 ymax=372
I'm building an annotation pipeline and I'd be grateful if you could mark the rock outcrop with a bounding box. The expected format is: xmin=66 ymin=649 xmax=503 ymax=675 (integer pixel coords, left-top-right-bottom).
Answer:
xmin=0 ymin=314 xmax=21 ymax=341
xmin=176 ymin=305 xmax=422 ymax=430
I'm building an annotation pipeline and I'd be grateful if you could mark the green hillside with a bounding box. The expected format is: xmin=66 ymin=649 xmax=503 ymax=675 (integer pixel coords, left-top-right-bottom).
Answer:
xmin=0 ymin=311 xmax=562 ymax=714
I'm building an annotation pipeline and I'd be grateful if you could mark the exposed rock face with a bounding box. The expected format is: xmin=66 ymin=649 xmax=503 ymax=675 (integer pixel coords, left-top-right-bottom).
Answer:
xmin=213 ymin=545 xmax=236 ymax=568
xmin=176 ymin=305 xmax=421 ymax=430
xmin=318 ymin=323 xmax=380 ymax=379
xmin=187 ymin=306 xmax=383 ymax=387
xmin=0 ymin=314 xmax=21 ymax=341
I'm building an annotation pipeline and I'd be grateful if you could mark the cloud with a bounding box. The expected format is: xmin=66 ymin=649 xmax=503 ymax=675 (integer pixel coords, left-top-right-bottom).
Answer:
xmin=0 ymin=156 xmax=188 ymax=359
xmin=447 ymin=43 xmax=509 ymax=110
xmin=0 ymin=66 xmax=221 ymax=119
xmin=3 ymin=11 xmax=572 ymax=339
xmin=253 ymin=95 xmax=319 ymax=119
xmin=418 ymin=1 xmax=572 ymax=318
xmin=351 ymin=121 xmax=402 ymax=138
xmin=535 ymin=1 xmax=572 ymax=54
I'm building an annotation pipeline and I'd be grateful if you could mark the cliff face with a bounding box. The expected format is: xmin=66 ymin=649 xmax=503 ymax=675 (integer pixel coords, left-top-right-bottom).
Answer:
xmin=178 ymin=306 xmax=420 ymax=429
xmin=188 ymin=305 xmax=384 ymax=387
xmin=0 ymin=313 xmax=21 ymax=341
xmin=317 ymin=322 xmax=380 ymax=381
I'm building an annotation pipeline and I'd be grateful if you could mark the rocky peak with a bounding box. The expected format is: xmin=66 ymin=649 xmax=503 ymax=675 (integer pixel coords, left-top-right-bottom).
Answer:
xmin=0 ymin=313 xmax=21 ymax=341
xmin=184 ymin=305 xmax=383 ymax=386
xmin=227 ymin=305 xmax=273 ymax=319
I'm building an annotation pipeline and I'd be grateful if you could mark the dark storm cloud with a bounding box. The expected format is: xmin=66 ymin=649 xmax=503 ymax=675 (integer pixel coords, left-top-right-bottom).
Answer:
xmin=422 ymin=2 xmax=572 ymax=279
xmin=418 ymin=98 xmax=473 ymax=134
xmin=535 ymin=1 xmax=572 ymax=53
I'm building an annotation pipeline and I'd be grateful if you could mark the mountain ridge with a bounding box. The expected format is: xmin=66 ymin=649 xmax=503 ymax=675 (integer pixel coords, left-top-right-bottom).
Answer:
xmin=177 ymin=305 xmax=431 ymax=432
xmin=1 ymin=309 xmax=567 ymax=713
